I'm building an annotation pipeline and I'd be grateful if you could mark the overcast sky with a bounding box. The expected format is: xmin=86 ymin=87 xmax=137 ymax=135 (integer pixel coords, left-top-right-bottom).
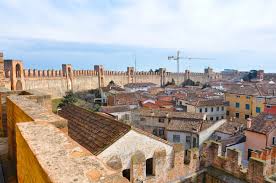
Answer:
xmin=0 ymin=0 xmax=276 ymax=72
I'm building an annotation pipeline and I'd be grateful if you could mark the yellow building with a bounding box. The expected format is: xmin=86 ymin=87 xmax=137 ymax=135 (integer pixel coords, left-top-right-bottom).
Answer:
xmin=224 ymin=83 xmax=276 ymax=121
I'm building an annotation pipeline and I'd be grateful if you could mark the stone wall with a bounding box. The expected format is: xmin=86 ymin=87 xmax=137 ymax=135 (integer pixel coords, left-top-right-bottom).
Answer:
xmin=202 ymin=141 xmax=276 ymax=183
xmin=1 ymin=55 xmax=222 ymax=97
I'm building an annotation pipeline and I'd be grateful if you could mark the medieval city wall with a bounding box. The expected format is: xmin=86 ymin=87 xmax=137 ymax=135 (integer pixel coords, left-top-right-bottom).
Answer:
xmin=0 ymin=53 xmax=222 ymax=98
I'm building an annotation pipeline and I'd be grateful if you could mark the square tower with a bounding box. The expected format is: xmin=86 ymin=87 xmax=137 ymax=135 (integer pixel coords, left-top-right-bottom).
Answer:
xmin=94 ymin=65 xmax=105 ymax=88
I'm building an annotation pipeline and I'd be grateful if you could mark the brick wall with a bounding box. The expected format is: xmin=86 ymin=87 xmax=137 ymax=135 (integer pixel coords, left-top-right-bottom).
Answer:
xmin=16 ymin=125 xmax=51 ymax=183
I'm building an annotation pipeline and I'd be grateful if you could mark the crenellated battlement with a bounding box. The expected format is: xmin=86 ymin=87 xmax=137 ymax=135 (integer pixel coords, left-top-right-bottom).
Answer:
xmin=23 ymin=69 xmax=64 ymax=78
xmin=202 ymin=140 xmax=276 ymax=183
xmin=1 ymin=52 xmax=222 ymax=96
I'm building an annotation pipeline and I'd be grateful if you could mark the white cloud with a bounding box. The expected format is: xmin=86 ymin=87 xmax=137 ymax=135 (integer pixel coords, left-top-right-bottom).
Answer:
xmin=1 ymin=0 xmax=276 ymax=53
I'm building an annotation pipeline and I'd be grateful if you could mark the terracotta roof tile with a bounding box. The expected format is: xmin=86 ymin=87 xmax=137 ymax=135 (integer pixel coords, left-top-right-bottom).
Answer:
xmin=166 ymin=120 xmax=214 ymax=133
xmin=59 ymin=104 xmax=131 ymax=155
xmin=247 ymin=113 xmax=276 ymax=135
xmin=124 ymin=82 xmax=157 ymax=88
xmin=136 ymin=109 xmax=205 ymax=120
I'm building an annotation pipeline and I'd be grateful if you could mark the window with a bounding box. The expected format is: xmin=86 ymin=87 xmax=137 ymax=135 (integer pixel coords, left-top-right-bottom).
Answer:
xmin=246 ymin=96 xmax=251 ymax=99
xmin=221 ymin=116 xmax=224 ymax=119
xmin=199 ymin=108 xmax=202 ymax=113
xmin=226 ymin=111 xmax=230 ymax=116
xmin=179 ymin=101 xmax=182 ymax=105
xmin=122 ymin=169 xmax=130 ymax=181
xmin=186 ymin=136 xmax=191 ymax=144
xmin=210 ymin=117 xmax=214 ymax=121
xmin=222 ymin=106 xmax=224 ymax=111
xmin=173 ymin=135 xmax=180 ymax=143
xmin=124 ymin=114 xmax=130 ymax=120
xmin=245 ymin=115 xmax=250 ymax=120
xmin=236 ymin=95 xmax=240 ymax=98
xmin=217 ymin=107 xmax=220 ymax=111
xmin=256 ymin=107 xmax=261 ymax=113
xmin=216 ymin=117 xmax=219 ymax=121
xmin=205 ymin=108 xmax=208 ymax=112
xmin=146 ymin=158 xmax=154 ymax=176
xmin=193 ymin=137 xmax=197 ymax=148
xmin=236 ymin=113 xmax=240 ymax=118
xmin=248 ymin=149 xmax=253 ymax=160
xmin=236 ymin=103 xmax=240 ymax=108
xmin=211 ymin=107 xmax=214 ymax=112
xmin=159 ymin=128 xmax=164 ymax=136
xmin=273 ymin=137 xmax=276 ymax=145
xmin=153 ymin=129 xmax=158 ymax=136
xmin=158 ymin=118 xmax=165 ymax=123
xmin=246 ymin=104 xmax=250 ymax=110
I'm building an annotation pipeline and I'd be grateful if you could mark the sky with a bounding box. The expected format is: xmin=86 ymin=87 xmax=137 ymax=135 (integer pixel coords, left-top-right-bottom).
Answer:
xmin=0 ymin=0 xmax=276 ymax=72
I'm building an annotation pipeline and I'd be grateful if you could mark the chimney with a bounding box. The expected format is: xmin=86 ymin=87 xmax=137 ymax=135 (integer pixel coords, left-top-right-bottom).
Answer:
xmin=247 ymin=118 xmax=252 ymax=129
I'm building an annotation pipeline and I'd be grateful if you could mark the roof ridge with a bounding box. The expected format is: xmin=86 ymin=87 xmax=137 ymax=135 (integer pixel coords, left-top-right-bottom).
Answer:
xmin=131 ymin=127 xmax=173 ymax=146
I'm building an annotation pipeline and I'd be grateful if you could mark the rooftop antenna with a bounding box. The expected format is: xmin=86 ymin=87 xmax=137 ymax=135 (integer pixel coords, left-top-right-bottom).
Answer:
xmin=168 ymin=50 xmax=214 ymax=85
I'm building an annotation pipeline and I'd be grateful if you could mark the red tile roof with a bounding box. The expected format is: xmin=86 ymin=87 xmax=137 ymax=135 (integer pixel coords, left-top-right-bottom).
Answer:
xmin=59 ymin=104 xmax=131 ymax=155
xmin=247 ymin=113 xmax=276 ymax=135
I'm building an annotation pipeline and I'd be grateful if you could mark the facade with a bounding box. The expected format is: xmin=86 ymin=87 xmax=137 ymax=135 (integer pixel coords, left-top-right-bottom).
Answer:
xmin=225 ymin=83 xmax=276 ymax=121
xmin=177 ymin=98 xmax=226 ymax=121
xmin=131 ymin=109 xmax=206 ymax=139
xmin=264 ymin=97 xmax=276 ymax=114
xmin=166 ymin=119 xmax=226 ymax=150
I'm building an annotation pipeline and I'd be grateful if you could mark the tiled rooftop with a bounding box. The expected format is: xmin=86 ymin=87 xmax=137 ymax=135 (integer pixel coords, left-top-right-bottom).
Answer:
xmin=215 ymin=121 xmax=246 ymax=135
xmin=224 ymin=83 xmax=276 ymax=96
xmin=100 ymin=105 xmax=130 ymax=113
xmin=166 ymin=120 xmax=215 ymax=133
xmin=247 ymin=113 xmax=276 ymax=134
xmin=59 ymin=104 xmax=131 ymax=155
xmin=136 ymin=109 xmax=205 ymax=120
xmin=124 ymin=82 xmax=156 ymax=88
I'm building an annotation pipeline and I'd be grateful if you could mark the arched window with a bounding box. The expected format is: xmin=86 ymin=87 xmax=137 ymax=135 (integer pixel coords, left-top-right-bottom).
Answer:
xmin=16 ymin=64 xmax=21 ymax=78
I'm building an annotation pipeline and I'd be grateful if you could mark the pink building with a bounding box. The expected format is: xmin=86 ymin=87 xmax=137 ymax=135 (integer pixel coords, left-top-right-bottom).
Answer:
xmin=244 ymin=113 xmax=276 ymax=160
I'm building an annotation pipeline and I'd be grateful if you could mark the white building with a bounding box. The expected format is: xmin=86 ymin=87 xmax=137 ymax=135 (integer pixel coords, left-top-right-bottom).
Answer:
xmin=177 ymin=98 xmax=226 ymax=121
xmin=59 ymin=104 xmax=174 ymax=181
xmin=166 ymin=119 xmax=226 ymax=150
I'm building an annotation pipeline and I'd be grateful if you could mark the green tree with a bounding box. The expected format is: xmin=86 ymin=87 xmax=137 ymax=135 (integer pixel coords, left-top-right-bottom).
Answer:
xmin=182 ymin=79 xmax=195 ymax=86
xmin=58 ymin=91 xmax=78 ymax=108
xmin=109 ymin=80 xmax=115 ymax=85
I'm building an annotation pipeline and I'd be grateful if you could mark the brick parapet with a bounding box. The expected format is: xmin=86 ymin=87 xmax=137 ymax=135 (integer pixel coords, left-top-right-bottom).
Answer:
xmin=202 ymin=140 xmax=276 ymax=183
